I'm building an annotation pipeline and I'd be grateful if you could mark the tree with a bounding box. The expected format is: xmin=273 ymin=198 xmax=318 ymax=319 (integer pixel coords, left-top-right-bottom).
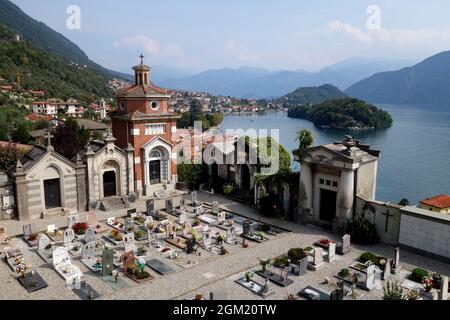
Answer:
xmin=52 ymin=118 xmax=89 ymax=159
xmin=398 ymin=198 xmax=409 ymax=206
xmin=34 ymin=119 xmax=51 ymax=130
xmin=0 ymin=143 xmax=25 ymax=171
xmin=12 ymin=123 xmax=31 ymax=144
xmin=293 ymin=129 xmax=313 ymax=161
xmin=83 ymin=109 xmax=97 ymax=119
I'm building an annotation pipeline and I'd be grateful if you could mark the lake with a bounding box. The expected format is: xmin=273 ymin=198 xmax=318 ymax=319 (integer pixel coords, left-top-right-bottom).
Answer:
xmin=220 ymin=104 xmax=450 ymax=205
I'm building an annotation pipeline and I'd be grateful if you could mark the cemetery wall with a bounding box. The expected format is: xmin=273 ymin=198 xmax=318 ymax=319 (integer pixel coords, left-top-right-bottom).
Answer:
xmin=399 ymin=206 xmax=450 ymax=263
xmin=355 ymin=195 xmax=402 ymax=245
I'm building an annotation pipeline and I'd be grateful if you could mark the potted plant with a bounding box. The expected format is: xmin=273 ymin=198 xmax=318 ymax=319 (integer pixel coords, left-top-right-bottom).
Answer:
xmin=72 ymin=222 xmax=89 ymax=236
xmin=383 ymin=281 xmax=405 ymax=300
xmin=423 ymin=276 xmax=433 ymax=292
xmin=410 ymin=268 xmax=429 ymax=283
xmin=338 ymin=268 xmax=351 ymax=279
xmin=217 ymin=234 xmax=225 ymax=245
xmin=245 ymin=271 xmax=254 ymax=282
xmin=259 ymin=258 xmax=271 ymax=273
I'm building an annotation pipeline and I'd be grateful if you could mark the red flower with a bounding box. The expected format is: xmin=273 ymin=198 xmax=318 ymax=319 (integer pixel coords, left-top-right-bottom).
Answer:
xmin=72 ymin=222 xmax=89 ymax=235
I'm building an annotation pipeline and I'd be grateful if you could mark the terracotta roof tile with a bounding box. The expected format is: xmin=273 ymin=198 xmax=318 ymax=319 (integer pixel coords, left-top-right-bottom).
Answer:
xmin=420 ymin=195 xmax=450 ymax=209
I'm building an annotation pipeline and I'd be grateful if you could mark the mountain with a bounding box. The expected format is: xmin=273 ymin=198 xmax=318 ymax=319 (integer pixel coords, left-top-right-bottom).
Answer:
xmin=276 ymin=84 xmax=348 ymax=106
xmin=346 ymin=51 xmax=450 ymax=106
xmin=150 ymin=65 xmax=192 ymax=84
xmin=0 ymin=0 xmax=127 ymax=81
xmin=0 ymin=23 xmax=113 ymax=101
xmin=159 ymin=59 xmax=411 ymax=99
xmin=158 ymin=66 xmax=272 ymax=98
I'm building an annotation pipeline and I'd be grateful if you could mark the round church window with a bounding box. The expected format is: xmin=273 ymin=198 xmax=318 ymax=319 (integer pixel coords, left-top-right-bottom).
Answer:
xmin=150 ymin=101 xmax=159 ymax=111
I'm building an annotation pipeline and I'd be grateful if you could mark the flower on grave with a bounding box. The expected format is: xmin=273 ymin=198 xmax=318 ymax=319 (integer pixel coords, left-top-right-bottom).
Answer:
xmin=245 ymin=271 xmax=254 ymax=282
xmin=72 ymin=222 xmax=89 ymax=236
xmin=422 ymin=276 xmax=433 ymax=292
xmin=379 ymin=259 xmax=387 ymax=266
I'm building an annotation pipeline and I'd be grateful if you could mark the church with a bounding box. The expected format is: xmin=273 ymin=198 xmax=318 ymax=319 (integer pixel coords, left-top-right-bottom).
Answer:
xmin=111 ymin=55 xmax=181 ymax=196
xmin=297 ymin=136 xmax=380 ymax=233
xmin=3 ymin=57 xmax=180 ymax=221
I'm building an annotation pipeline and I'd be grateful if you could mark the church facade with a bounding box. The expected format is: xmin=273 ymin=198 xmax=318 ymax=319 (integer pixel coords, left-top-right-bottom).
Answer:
xmin=297 ymin=136 xmax=380 ymax=233
xmin=111 ymin=56 xmax=181 ymax=196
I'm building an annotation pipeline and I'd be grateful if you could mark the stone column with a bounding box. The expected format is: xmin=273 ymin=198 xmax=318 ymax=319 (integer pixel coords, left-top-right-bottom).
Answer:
xmin=14 ymin=161 xmax=29 ymax=221
xmin=85 ymin=147 xmax=96 ymax=205
xmin=298 ymin=162 xmax=313 ymax=221
xmin=125 ymin=144 xmax=135 ymax=195
xmin=75 ymin=160 xmax=87 ymax=213
xmin=334 ymin=168 xmax=355 ymax=233
xmin=144 ymin=158 xmax=150 ymax=196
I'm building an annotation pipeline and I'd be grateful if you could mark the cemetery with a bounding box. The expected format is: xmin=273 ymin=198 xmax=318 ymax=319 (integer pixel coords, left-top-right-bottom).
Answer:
xmin=0 ymin=191 xmax=449 ymax=300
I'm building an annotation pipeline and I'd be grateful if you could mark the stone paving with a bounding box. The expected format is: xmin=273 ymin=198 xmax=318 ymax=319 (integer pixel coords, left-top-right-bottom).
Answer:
xmin=0 ymin=191 xmax=449 ymax=300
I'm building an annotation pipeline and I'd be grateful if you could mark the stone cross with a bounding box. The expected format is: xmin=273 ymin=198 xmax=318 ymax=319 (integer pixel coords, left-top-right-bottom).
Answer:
xmin=139 ymin=53 xmax=145 ymax=64
xmin=439 ymin=276 xmax=449 ymax=301
xmin=383 ymin=259 xmax=391 ymax=280
xmin=44 ymin=131 xmax=54 ymax=147
xmin=381 ymin=210 xmax=395 ymax=233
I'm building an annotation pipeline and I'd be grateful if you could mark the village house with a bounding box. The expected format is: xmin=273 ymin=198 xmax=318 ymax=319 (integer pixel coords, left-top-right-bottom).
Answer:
xmin=419 ymin=194 xmax=450 ymax=214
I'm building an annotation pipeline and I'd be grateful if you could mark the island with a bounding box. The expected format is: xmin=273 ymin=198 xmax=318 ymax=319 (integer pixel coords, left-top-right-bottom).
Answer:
xmin=287 ymin=98 xmax=393 ymax=130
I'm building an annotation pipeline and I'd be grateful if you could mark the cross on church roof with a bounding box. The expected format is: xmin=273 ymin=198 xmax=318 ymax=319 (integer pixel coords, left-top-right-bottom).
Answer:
xmin=139 ymin=53 xmax=145 ymax=65
xmin=44 ymin=131 xmax=54 ymax=147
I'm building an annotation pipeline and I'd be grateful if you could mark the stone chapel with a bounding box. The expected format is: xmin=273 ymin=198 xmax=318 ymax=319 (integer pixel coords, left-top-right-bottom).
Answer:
xmin=297 ymin=136 xmax=380 ymax=233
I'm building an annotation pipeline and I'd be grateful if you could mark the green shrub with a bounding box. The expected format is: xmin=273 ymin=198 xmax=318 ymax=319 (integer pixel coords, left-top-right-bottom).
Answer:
xmin=338 ymin=268 xmax=350 ymax=278
xmin=223 ymin=184 xmax=235 ymax=195
xmin=410 ymin=268 xmax=429 ymax=283
xmin=259 ymin=193 xmax=283 ymax=218
xmin=273 ymin=256 xmax=290 ymax=268
xmin=359 ymin=252 xmax=379 ymax=265
xmin=287 ymin=248 xmax=307 ymax=261
xmin=348 ymin=214 xmax=380 ymax=245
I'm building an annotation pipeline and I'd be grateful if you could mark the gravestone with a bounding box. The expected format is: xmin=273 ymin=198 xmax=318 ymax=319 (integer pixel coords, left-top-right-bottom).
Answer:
xmin=338 ymin=234 xmax=351 ymax=255
xmin=124 ymin=218 xmax=134 ymax=230
xmin=84 ymin=227 xmax=96 ymax=243
xmin=392 ymin=247 xmax=402 ymax=274
xmin=365 ymin=264 xmax=377 ymax=290
xmin=87 ymin=211 xmax=97 ymax=225
xmin=123 ymin=233 xmax=137 ymax=253
xmin=64 ymin=228 xmax=75 ymax=245
xmin=242 ymin=220 xmax=252 ymax=235
xmin=217 ymin=212 xmax=226 ymax=224
xmin=195 ymin=206 xmax=204 ymax=216
xmin=226 ymin=228 xmax=235 ymax=242
xmin=383 ymin=259 xmax=391 ymax=280
xmin=310 ymin=248 xmax=324 ymax=270
xmin=186 ymin=238 xmax=196 ymax=254
xmin=211 ymin=201 xmax=220 ymax=215
xmin=81 ymin=241 xmax=96 ymax=260
xmin=191 ymin=191 xmax=198 ymax=206
xmin=166 ymin=199 xmax=173 ymax=214
xmin=38 ymin=234 xmax=52 ymax=251
xmin=327 ymin=242 xmax=336 ymax=262
xmin=178 ymin=211 xmax=187 ymax=225
xmin=127 ymin=208 xmax=137 ymax=217
xmin=166 ymin=224 xmax=176 ymax=239
xmin=203 ymin=232 xmax=212 ymax=249
xmin=439 ymin=276 xmax=449 ymax=301
xmin=23 ymin=224 xmax=36 ymax=237
xmin=330 ymin=287 xmax=344 ymax=300
xmin=67 ymin=214 xmax=79 ymax=229
xmin=121 ymin=251 xmax=136 ymax=271
xmin=179 ymin=199 xmax=185 ymax=207
xmin=101 ymin=248 xmax=114 ymax=277
xmin=146 ymin=199 xmax=155 ymax=215
xmin=146 ymin=259 xmax=176 ymax=275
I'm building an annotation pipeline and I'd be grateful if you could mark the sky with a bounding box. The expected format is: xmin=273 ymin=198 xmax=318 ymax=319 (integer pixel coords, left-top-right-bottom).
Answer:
xmin=10 ymin=0 xmax=450 ymax=73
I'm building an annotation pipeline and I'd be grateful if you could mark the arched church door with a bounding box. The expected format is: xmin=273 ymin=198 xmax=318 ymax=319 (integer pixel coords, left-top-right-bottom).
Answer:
xmin=103 ymin=171 xmax=117 ymax=197
xmin=149 ymin=150 xmax=162 ymax=184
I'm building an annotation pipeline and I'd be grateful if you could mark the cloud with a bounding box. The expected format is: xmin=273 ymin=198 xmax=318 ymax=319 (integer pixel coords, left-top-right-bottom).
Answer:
xmin=114 ymin=35 xmax=183 ymax=56
xmin=324 ymin=20 xmax=450 ymax=49
xmin=224 ymin=40 xmax=259 ymax=63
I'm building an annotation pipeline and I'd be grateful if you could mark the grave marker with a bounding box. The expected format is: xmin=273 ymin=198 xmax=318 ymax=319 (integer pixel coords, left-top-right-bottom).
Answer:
xmin=67 ymin=214 xmax=79 ymax=229
xmin=338 ymin=234 xmax=351 ymax=255
xmin=392 ymin=247 xmax=402 ymax=273
xmin=47 ymin=224 xmax=56 ymax=234
xmin=123 ymin=233 xmax=137 ymax=253
xmin=327 ymin=242 xmax=336 ymax=262
xmin=217 ymin=212 xmax=226 ymax=224
xmin=365 ymin=264 xmax=377 ymax=290
xmin=191 ymin=191 xmax=198 ymax=206
xmin=383 ymin=259 xmax=391 ymax=280
xmin=38 ymin=234 xmax=52 ymax=251
xmin=166 ymin=199 xmax=173 ymax=214
xmin=178 ymin=211 xmax=187 ymax=225
xmin=242 ymin=220 xmax=252 ymax=235
xmin=186 ymin=238 xmax=196 ymax=254
xmin=23 ymin=224 xmax=36 ymax=237
xmin=439 ymin=276 xmax=449 ymax=300
xmin=81 ymin=241 xmax=96 ymax=260
xmin=211 ymin=201 xmax=220 ymax=215
xmin=310 ymin=248 xmax=324 ymax=270
xmin=64 ymin=228 xmax=75 ymax=245
xmin=146 ymin=199 xmax=154 ymax=215
xmin=101 ymin=248 xmax=114 ymax=277
xmin=84 ymin=227 xmax=96 ymax=243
